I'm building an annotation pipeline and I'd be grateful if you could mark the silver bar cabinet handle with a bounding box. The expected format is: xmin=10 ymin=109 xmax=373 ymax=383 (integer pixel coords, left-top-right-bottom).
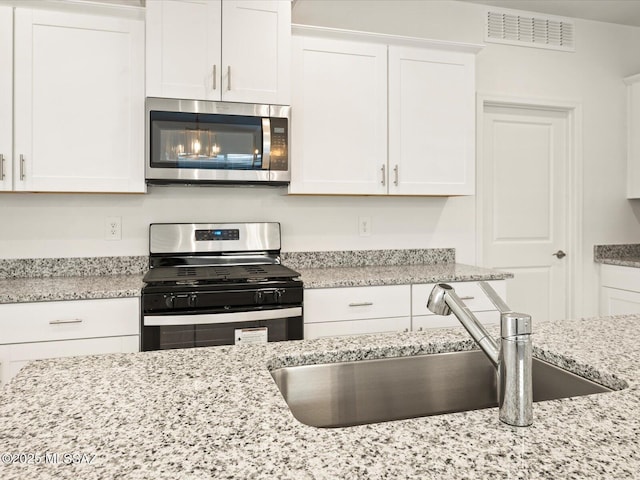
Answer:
xmin=213 ymin=64 xmax=217 ymax=90
xmin=0 ymin=154 xmax=5 ymax=180
xmin=227 ymin=65 xmax=231 ymax=91
xmin=20 ymin=154 xmax=25 ymax=180
xmin=49 ymin=319 xmax=83 ymax=325
xmin=381 ymin=164 xmax=386 ymax=186
xmin=459 ymin=296 xmax=475 ymax=301
xmin=348 ymin=302 xmax=373 ymax=307
xmin=393 ymin=164 xmax=399 ymax=186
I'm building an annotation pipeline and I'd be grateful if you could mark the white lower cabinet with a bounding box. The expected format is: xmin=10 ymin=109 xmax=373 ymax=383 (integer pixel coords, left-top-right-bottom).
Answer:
xmin=600 ymin=264 xmax=640 ymax=315
xmin=0 ymin=297 xmax=140 ymax=385
xmin=304 ymin=285 xmax=411 ymax=339
xmin=411 ymin=281 xmax=506 ymax=330
xmin=303 ymin=281 xmax=506 ymax=340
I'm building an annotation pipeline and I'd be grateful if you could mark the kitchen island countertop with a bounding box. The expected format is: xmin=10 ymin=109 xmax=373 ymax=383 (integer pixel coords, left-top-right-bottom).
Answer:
xmin=0 ymin=314 xmax=638 ymax=479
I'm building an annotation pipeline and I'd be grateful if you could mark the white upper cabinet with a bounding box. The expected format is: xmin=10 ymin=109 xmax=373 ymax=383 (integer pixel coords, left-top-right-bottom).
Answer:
xmin=388 ymin=46 xmax=476 ymax=196
xmin=289 ymin=26 xmax=481 ymax=196
xmin=0 ymin=7 xmax=12 ymax=192
xmin=146 ymin=0 xmax=222 ymax=101
xmin=146 ymin=0 xmax=291 ymax=105
xmin=10 ymin=6 xmax=145 ymax=193
xmin=289 ymin=35 xmax=388 ymax=194
xmin=625 ymin=73 xmax=640 ymax=199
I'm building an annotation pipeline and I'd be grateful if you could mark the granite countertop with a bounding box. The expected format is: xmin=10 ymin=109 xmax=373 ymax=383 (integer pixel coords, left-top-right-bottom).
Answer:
xmin=0 ymin=274 xmax=145 ymax=304
xmin=0 ymin=250 xmax=512 ymax=303
xmin=594 ymin=244 xmax=640 ymax=268
xmin=1 ymin=314 xmax=638 ymax=479
xmin=297 ymin=263 xmax=512 ymax=289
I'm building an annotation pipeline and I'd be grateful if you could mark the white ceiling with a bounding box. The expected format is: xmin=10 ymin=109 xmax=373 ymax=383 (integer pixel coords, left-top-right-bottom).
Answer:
xmin=458 ymin=0 xmax=640 ymax=28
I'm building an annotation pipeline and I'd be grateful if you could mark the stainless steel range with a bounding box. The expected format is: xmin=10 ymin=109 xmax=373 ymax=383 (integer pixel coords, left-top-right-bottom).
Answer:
xmin=141 ymin=222 xmax=303 ymax=351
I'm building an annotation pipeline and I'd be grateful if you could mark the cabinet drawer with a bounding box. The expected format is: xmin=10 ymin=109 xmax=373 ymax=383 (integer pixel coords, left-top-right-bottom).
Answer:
xmin=0 ymin=298 xmax=139 ymax=344
xmin=600 ymin=264 xmax=640 ymax=291
xmin=600 ymin=286 xmax=640 ymax=316
xmin=412 ymin=281 xmax=506 ymax=316
xmin=412 ymin=310 xmax=499 ymax=330
xmin=305 ymin=316 xmax=411 ymax=340
xmin=304 ymin=285 xmax=411 ymax=324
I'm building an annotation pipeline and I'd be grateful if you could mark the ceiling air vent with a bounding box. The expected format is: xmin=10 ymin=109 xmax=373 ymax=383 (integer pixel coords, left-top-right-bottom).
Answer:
xmin=486 ymin=9 xmax=575 ymax=52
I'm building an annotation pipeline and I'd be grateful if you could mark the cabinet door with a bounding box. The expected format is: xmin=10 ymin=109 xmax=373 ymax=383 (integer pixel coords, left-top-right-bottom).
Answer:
xmin=13 ymin=8 xmax=145 ymax=192
xmin=388 ymin=46 xmax=475 ymax=195
xmin=146 ymin=0 xmax=222 ymax=100
xmin=0 ymin=6 xmax=12 ymax=191
xmin=600 ymin=287 xmax=640 ymax=316
xmin=289 ymin=35 xmax=388 ymax=194
xmin=626 ymin=75 xmax=640 ymax=199
xmin=305 ymin=316 xmax=411 ymax=340
xmin=221 ymin=0 xmax=290 ymax=104
xmin=0 ymin=336 xmax=139 ymax=386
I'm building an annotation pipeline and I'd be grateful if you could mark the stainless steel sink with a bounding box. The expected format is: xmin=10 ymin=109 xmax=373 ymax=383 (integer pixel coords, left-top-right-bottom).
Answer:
xmin=270 ymin=350 xmax=613 ymax=428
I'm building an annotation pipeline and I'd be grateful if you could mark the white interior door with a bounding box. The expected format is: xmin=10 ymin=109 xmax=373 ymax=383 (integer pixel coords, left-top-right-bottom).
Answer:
xmin=481 ymin=104 xmax=569 ymax=322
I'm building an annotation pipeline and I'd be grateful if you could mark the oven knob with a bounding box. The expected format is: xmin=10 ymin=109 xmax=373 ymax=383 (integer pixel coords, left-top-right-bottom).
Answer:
xmin=255 ymin=291 xmax=265 ymax=305
xmin=188 ymin=294 xmax=197 ymax=308
xmin=164 ymin=294 xmax=175 ymax=309
xmin=274 ymin=289 xmax=284 ymax=304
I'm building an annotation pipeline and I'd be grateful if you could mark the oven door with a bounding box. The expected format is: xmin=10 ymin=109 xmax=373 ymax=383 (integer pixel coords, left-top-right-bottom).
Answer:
xmin=142 ymin=307 xmax=303 ymax=351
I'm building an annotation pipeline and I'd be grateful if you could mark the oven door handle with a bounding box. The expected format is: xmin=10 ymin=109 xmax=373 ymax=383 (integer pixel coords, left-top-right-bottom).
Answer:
xmin=143 ymin=307 xmax=302 ymax=326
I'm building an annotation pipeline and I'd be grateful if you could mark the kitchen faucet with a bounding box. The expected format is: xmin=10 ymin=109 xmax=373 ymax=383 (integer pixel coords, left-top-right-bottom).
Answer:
xmin=427 ymin=282 xmax=533 ymax=427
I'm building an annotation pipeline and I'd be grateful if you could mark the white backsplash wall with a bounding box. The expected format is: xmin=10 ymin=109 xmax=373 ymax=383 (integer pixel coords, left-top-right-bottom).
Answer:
xmin=0 ymin=187 xmax=477 ymax=263
xmin=2 ymin=0 xmax=640 ymax=319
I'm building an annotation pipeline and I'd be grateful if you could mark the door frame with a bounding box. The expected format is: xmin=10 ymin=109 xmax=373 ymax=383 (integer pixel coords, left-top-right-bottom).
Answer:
xmin=475 ymin=93 xmax=583 ymax=319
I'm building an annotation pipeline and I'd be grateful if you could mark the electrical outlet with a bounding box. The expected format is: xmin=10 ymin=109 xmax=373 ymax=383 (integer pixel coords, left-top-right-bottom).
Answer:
xmin=105 ymin=216 xmax=122 ymax=241
xmin=358 ymin=216 xmax=371 ymax=237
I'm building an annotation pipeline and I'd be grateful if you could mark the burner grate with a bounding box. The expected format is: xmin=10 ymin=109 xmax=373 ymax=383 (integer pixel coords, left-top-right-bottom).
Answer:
xmin=143 ymin=263 xmax=300 ymax=284
xmin=176 ymin=267 xmax=198 ymax=277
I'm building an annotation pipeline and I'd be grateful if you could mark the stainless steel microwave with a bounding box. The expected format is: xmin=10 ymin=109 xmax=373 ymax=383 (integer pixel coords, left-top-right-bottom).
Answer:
xmin=145 ymin=97 xmax=290 ymax=185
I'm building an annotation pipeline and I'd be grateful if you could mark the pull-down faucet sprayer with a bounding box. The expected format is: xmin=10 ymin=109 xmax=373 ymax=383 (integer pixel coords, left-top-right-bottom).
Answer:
xmin=427 ymin=282 xmax=533 ymax=427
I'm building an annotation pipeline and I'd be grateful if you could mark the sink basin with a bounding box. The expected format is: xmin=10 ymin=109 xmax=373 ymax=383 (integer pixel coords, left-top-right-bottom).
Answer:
xmin=270 ymin=350 xmax=613 ymax=428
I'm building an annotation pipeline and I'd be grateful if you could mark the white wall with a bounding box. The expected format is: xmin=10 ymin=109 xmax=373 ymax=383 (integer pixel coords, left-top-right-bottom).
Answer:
xmin=0 ymin=186 xmax=475 ymax=261
xmin=1 ymin=0 xmax=640 ymax=316
xmin=292 ymin=0 xmax=640 ymax=316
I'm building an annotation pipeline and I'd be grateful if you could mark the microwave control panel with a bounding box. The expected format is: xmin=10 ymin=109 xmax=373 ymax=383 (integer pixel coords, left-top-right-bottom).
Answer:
xmin=270 ymin=117 xmax=288 ymax=171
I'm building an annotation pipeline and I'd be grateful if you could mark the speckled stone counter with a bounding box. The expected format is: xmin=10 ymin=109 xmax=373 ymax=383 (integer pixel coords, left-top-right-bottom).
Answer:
xmin=594 ymin=244 xmax=640 ymax=268
xmin=297 ymin=263 xmax=512 ymax=289
xmin=1 ymin=315 xmax=638 ymax=479
xmin=0 ymin=251 xmax=510 ymax=302
xmin=282 ymin=249 xmax=512 ymax=288
xmin=0 ymin=274 xmax=145 ymax=304
xmin=0 ymin=256 xmax=147 ymax=304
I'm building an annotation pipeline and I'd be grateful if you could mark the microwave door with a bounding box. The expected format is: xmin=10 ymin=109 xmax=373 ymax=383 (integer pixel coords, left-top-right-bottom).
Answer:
xmin=262 ymin=118 xmax=271 ymax=171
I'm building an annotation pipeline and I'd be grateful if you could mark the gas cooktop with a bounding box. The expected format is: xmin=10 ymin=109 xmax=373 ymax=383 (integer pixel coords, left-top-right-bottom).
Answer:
xmin=143 ymin=264 xmax=301 ymax=284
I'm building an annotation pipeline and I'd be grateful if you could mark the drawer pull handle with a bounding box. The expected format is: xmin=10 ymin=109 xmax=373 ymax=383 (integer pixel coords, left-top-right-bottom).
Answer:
xmin=49 ymin=319 xmax=83 ymax=325
xmin=348 ymin=302 xmax=373 ymax=307
xmin=459 ymin=296 xmax=475 ymax=301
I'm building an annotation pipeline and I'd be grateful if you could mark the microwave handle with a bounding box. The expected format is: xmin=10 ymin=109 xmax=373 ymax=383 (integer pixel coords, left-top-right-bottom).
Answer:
xmin=262 ymin=118 xmax=271 ymax=170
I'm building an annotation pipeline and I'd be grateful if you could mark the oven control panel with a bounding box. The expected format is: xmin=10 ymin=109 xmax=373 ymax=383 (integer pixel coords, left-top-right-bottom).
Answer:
xmin=195 ymin=229 xmax=240 ymax=241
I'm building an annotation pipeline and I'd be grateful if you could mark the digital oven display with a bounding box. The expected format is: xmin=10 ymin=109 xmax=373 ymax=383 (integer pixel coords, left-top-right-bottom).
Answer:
xmin=195 ymin=229 xmax=240 ymax=241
